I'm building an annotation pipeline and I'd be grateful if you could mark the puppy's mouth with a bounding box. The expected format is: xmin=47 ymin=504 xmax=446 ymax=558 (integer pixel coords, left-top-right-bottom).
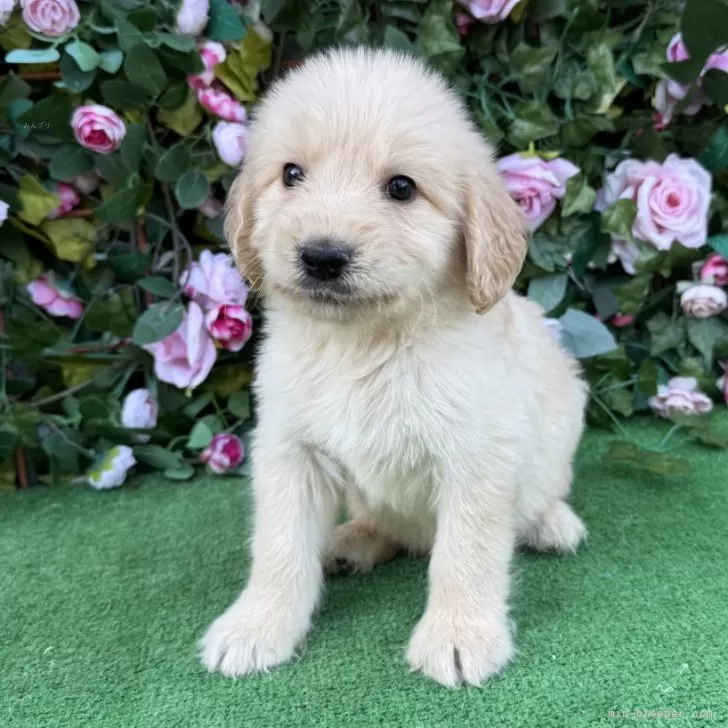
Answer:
xmin=273 ymin=282 xmax=395 ymax=309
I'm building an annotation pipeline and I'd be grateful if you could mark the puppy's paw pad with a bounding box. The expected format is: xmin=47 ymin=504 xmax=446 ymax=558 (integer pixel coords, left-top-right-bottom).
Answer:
xmin=199 ymin=605 xmax=296 ymax=677
xmin=526 ymin=500 xmax=586 ymax=554
xmin=406 ymin=612 xmax=514 ymax=687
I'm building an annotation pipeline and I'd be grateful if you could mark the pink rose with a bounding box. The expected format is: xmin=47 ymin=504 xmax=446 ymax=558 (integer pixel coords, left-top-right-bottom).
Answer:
xmin=21 ymin=0 xmax=80 ymax=37
xmin=73 ymin=171 xmax=101 ymax=195
xmin=46 ymin=182 xmax=80 ymax=219
xmin=211 ymin=120 xmax=249 ymax=167
xmin=121 ymin=389 xmax=158 ymax=429
xmin=27 ymin=274 xmax=83 ymax=319
xmin=598 ymin=155 xmax=711 ymax=258
xmin=188 ymin=41 xmax=226 ymax=90
xmin=197 ymin=195 xmax=223 ymax=218
xmin=197 ymin=84 xmax=247 ymax=123
xmin=716 ymin=362 xmax=728 ymax=405
xmin=205 ymin=304 xmax=252 ymax=352
xmin=457 ymin=0 xmax=520 ymax=23
xmin=143 ymin=302 xmax=217 ymax=390
xmin=455 ymin=11 xmax=475 ymax=36
xmin=705 ymin=48 xmax=728 ymax=74
xmin=200 ymin=433 xmax=244 ymax=474
xmin=649 ymin=377 xmax=713 ymax=418
xmin=611 ymin=314 xmax=635 ymax=328
xmin=71 ymin=105 xmax=126 ymax=154
xmin=699 ymin=253 xmax=728 ymax=286
xmin=497 ymin=153 xmax=580 ymax=231
xmin=678 ymin=282 xmax=728 ymax=319
xmin=175 ymin=0 xmax=209 ymax=36
xmin=0 ymin=199 xmax=9 ymax=226
xmin=179 ymin=250 xmax=249 ymax=311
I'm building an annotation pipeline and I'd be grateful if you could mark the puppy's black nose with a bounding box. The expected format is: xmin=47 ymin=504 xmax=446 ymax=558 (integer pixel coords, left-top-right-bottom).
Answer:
xmin=299 ymin=239 xmax=351 ymax=281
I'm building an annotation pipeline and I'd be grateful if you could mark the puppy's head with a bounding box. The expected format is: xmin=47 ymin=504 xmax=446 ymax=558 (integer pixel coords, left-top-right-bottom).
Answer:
xmin=226 ymin=47 xmax=526 ymax=318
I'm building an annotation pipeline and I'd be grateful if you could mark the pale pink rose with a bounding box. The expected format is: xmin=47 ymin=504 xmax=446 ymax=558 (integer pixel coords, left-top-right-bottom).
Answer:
xmin=27 ymin=274 xmax=83 ymax=318
xmin=73 ymin=171 xmax=101 ymax=195
xmin=121 ymin=389 xmax=158 ymax=429
xmin=455 ymin=11 xmax=475 ymax=36
xmin=607 ymin=239 xmax=640 ymax=275
xmin=716 ymin=362 xmax=727 ymax=405
xmin=71 ymin=105 xmax=126 ymax=154
xmin=211 ymin=120 xmax=249 ymax=167
xmin=598 ymin=155 xmax=711 ymax=257
xmin=197 ymin=195 xmax=223 ymax=218
xmin=188 ymin=41 xmax=226 ymax=90
xmin=175 ymin=0 xmax=209 ymax=36
xmin=143 ymin=302 xmax=217 ymax=390
xmin=649 ymin=377 xmax=713 ymax=418
xmin=21 ymin=0 xmax=79 ymax=37
xmin=197 ymin=84 xmax=247 ymax=123
xmin=200 ymin=433 xmax=244 ymax=474
xmin=497 ymin=153 xmax=580 ymax=231
xmin=46 ymin=182 xmax=80 ymax=219
xmin=611 ymin=314 xmax=635 ymax=328
xmin=1 ymin=0 xmax=15 ymax=26
xmin=179 ymin=250 xmax=249 ymax=310
xmin=457 ymin=0 xmax=520 ymax=23
xmin=678 ymin=283 xmax=728 ymax=319
xmin=705 ymin=48 xmax=728 ymax=73
xmin=205 ymin=304 xmax=252 ymax=352
xmin=699 ymin=253 xmax=728 ymax=286
xmin=0 ymin=199 xmax=9 ymax=226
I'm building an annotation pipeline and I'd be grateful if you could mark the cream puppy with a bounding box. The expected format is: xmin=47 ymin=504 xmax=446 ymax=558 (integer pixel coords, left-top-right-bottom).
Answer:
xmin=200 ymin=47 xmax=587 ymax=687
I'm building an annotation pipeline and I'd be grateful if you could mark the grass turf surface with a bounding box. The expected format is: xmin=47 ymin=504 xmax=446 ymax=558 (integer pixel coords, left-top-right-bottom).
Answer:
xmin=2 ymin=416 xmax=728 ymax=728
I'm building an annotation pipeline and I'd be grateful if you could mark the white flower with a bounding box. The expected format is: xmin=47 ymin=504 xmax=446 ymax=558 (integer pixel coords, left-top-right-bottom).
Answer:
xmin=121 ymin=389 xmax=158 ymax=429
xmin=211 ymin=121 xmax=249 ymax=167
xmin=0 ymin=0 xmax=15 ymax=26
xmin=88 ymin=446 xmax=136 ymax=490
xmin=0 ymin=199 xmax=9 ymax=226
xmin=175 ymin=0 xmax=209 ymax=36
xmin=677 ymin=282 xmax=728 ymax=319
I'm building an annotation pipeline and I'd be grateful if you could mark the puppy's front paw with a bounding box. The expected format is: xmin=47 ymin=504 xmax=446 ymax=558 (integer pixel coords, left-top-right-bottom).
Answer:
xmin=406 ymin=610 xmax=515 ymax=687
xmin=200 ymin=595 xmax=301 ymax=677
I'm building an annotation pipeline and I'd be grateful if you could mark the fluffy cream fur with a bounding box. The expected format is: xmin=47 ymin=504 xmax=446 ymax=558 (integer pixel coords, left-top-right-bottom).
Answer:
xmin=200 ymin=47 xmax=587 ymax=688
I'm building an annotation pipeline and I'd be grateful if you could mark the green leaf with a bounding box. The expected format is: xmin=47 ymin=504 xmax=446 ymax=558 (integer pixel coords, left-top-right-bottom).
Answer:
xmin=612 ymin=275 xmax=650 ymax=317
xmin=83 ymin=291 xmax=136 ymax=337
xmin=681 ymin=0 xmax=728 ymax=68
xmin=228 ymin=391 xmax=251 ymax=420
xmin=164 ymin=463 xmax=196 ymax=480
xmin=94 ymin=152 xmax=128 ymax=187
xmin=510 ymin=43 xmax=557 ymax=93
xmin=120 ymin=123 xmax=146 ymax=173
xmin=686 ymin=317 xmax=728 ymax=364
xmin=0 ymin=73 xmax=31 ymax=108
xmin=562 ymin=173 xmax=597 ymax=218
xmin=157 ymin=83 xmax=188 ymax=111
xmin=5 ymin=48 xmax=60 ymax=64
xmin=708 ymin=234 xmax=728 ymax=258
xmin=138 ymin=276 xmax=177 ymax=298
xmin=17 ymin=175 xmax=60 ymax=225
xmin=527 ymin=273 xmax=568 ymax=314
xmin=558 ymin=308 xmax=618 ymax=359
xmin=132 ymin=302 xmax=184 ymax=346
xmin=507 ymin=101 xmax=559 ymax=147
xmin=601 ymin=199 xmax=636 ymax=241
xmin=561 ymin=116 xmax=614 ymax=148
xmin=213 ymin=25 xmax=271 ymax=102
xmin=382 ymin=25 xmax=412 ymax=50
xmin=98 ymin=49 xmax=124 ymax=74
xmin=108 ymin=251 xmax=150 ymax=281
xmin=124 ymin=43 xmax=168 ymax=98
xmin=134 ymin=444 xmax=185 ymax=470
xmin=586 ymin=44 xmax=624 ymax=114
xmin=700 ymin=127 xmax=728 ymax=172
xmin=155 ymin=144 xmax=192 ymax=182
xmin=64 ymin=40 xmax=100 ymax=72
xmin=691 ymin=430 xmax=728 ymax=449
xmin=60 ymin=52 xmax=97 ymax=93
xmin=18 ymin=93 xmax=74 ymax=139
xmin=603 ymin=440 xmax=690 ymax=475
xmin=40 ymin=219 xmax=96 ymax=264
xmin=49 ymin=145 xmax=94 ymax=181
xmin=175 ymin=170 xmax=210 ymax=209
xmin=115 ymin=15 xmax=145 ymax=52
xmin=157 ymin=89 xmax=202 ymax=136
xmin=100 ymin=80 xmax=152 ymax=111
xmin=94 ymin=186 xmax=140 ymax=223
xmin=647 ymin=313 xmax=686 ymax=355
xmin=157 ymin=33 xmax=196 ymax=52
xmin=182 ymin=392 xmax=214 ymax=419
xmin=637 ymin=358 xmax=659 ymax=397
xmin=415 ymin=0 xmax=464 ymax=76
xmin=703 ymin=69 xmax=728 ymax=108
xmin=207 ymin=0 xmax=246 ymax=42
xmin=187 ymin=420 xmax=214 ymax=450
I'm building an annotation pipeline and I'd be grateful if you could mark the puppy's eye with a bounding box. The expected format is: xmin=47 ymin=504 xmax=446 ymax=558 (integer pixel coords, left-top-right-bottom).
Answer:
xmin=385 ymin=175 xmax=416 ymax=201
xmin=283 ymin=163 xmax=304 ymax=187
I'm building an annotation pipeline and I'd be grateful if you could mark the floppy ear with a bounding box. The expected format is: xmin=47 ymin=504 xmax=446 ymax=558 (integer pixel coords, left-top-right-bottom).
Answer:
xmin=224 ymin=163 xmax=264 ymax=291
xmin=462 ymin=141 xmax=528 ymax=314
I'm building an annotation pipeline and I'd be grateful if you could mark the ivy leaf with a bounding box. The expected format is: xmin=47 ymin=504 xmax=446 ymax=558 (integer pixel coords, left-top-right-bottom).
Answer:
xmin=510 ymin=43 xmax=557 ymax=93
xmin=64 ymin=40 xmax=100 ymax=71
xmin=562 ymin=173 xmax=597 ymax=218
xmin=17 ymin=175 xmax=60 ymax=225
xmin=415 ymin=0 xmax=463 ymax=76
xmin=507 ymin=101 xmax=559 ymax=147
xmin=601 ymin=199 xmax=636 ymax=241
xmin=40 ymin=219 xmax=97 ymax=266
xmin=49 ymin=145 xmax=94 ymax=181
xmin=175 ymin=170 xmax=210 ymax=209
xmin=527 ymin=273 xmax=568 ymax=314
xmin=686 ymin=317 xmax=728 ymax=365
xmin=157 ymin=89 xmax=202 ymax=136
xmin=647 ymin=313 xmax=686 ymax=356
xmin=207 ymin=0 xmax=247 ymax=42
xmin=132 ymin=302 xmax=184 ymax=346
xmin=214 ymin=25 xmax=271 ymax=102
xmin=558 ymin=308 xmax=618 ymax=359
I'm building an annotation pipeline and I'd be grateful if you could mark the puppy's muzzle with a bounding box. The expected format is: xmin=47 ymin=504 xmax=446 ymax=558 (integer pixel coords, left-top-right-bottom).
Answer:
xmin=299 ymin=238 xmax=352 ymax=283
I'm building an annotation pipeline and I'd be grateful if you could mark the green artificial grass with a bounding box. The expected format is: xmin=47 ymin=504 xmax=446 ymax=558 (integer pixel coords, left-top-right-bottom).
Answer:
xmin=2 ymin=416 xmax=728 ymax=728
